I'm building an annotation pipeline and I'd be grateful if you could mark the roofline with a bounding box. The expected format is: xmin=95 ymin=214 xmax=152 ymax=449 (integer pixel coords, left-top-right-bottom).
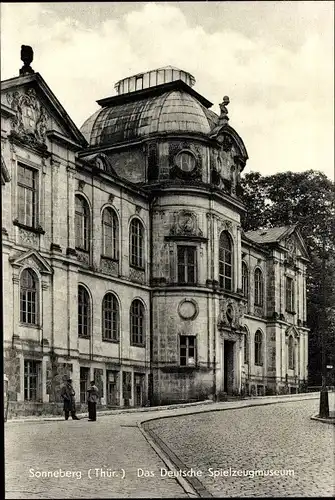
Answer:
xmin=96 ymin=79 xmax=213 ymax=109
xmin=1 ymin=72 xmax=87 ymax=147
xmin=76 ymin=159 xmax=149 ymax=200
xmin=78 ymin=131 xmax=216 ymax=156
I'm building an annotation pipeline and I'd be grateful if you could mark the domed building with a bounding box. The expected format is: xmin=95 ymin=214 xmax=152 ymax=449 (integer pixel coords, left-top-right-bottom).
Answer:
xmin=2 ymin=60 xmax=309 ymax=415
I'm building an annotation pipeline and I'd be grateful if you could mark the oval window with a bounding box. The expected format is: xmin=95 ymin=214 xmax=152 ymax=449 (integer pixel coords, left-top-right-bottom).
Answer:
xmin=175 ymin=151 xmax=196 ymax=172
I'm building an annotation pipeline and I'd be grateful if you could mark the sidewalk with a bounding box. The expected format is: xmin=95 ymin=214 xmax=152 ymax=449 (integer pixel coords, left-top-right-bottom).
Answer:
xmin=6 ymin=391 xmax=321 ymax=424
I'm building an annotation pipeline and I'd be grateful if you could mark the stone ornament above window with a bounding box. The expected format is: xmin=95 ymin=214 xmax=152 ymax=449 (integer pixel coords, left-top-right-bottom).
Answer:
xmin=6 ymin=88 xmax=49 ymax=146
xmin=178 ymin=299 xmax=198 ymax=321
xmin=217 ymin=218 xmax=234 ymax=236
xmin=169 ymin=210 xmax=203 ymax=238
xmin=285 ymin=237 xmax=296 ymax=261
xmin=218 ymin=297 xmax=245 ymax=330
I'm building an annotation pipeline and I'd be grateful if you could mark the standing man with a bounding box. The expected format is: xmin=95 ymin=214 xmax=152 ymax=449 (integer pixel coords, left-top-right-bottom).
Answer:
xmin=60 ymin=378 xmax=79 ymax=420
xmin=87 ymin=380 xmax=99 ymax=421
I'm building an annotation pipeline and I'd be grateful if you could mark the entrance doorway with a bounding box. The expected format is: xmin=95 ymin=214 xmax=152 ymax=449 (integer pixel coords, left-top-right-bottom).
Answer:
xmin=224 ymin=340 xmax=235 ymax=395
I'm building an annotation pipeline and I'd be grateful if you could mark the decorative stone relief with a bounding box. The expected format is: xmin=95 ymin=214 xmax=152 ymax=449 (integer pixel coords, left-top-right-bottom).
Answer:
xmin=218 ymin=297 xmax=245 ymax=329
xmin=217 ymin=219 xmax=234 ymax=237
xmin=254 ymin=306 xmax=264 ymax=318
xmin=18 ymin=228 xmax=39 ymax=248
xmin=76 ymin=250 xmax=89 ymax=265
xmin=6 ymin=88 xmax=49 ymax=146
xmin=129 ymin=267 xmax=145 ymax=284
xmin=169 ymin=210 xmax=203 ymax=238
xmin=100 ymin=257 xmax=119 ymax=277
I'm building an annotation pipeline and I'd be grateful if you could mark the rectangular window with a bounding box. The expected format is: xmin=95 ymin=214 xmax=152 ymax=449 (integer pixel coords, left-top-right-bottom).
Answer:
xmin=135 ymin=76 xmax=143 ymax=91
xmin=107 ymin=371 xmax=119 ymax=406
xmin=177 ymin=246 xmax=196 ymax=284
xmin=122 ymin=371 xmax=132 ymax=406
xmin=17 ymin=164 xmax=38 ymax=227
xmin=80 ymin=367 xmax=90 ymax=403
xmin=286 ymin=277 xmax=294 ymax=312
xmin=180 ymin=335 xmax=196 ymax=366
xmin=24 ymin=360 xmax=41 ymax=401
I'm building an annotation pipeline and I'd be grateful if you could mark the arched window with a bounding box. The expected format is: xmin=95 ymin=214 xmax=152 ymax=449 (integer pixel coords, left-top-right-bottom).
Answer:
xmin=244 ymin=328 xmax=249 ymax=364
xmin=20 ymin=269 xmax=38 ymax=325
xmin=242 ymin=262 xmax=248 ymax=297
xmin=130 ymin=218 xmax=144 ymax=268
xmin=75 ymin=195 xmax=90 ymax=251
xmin=78 ymin=285 xmax=91 ymax=337
xmin=254 ymin=330 xmax=263 ymax=366
xmin=130 ymin=299 xmax=145 ymax=346
xmin=102 ymin=207 xmax=118 ymax=259
xmin=102 ymin=293 xmax=119 ymax=341
xmin=254 ymin=268 xmax=264 ymax=306
xmin=288 ymin=335 xmax=295 ymax=370
xmin=219 ymin=231 xmax=233 ymax=291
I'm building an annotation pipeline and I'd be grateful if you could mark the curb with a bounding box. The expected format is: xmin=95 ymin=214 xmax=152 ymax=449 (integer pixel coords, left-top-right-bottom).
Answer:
xmin=5 ymin=392 xmax=322 ymax=424
xmin=137 ymin=423 xmax=202 ymax=498
xmin=5 ymin=399 xmax=215 ymax=424
xmin=310 ymin=415 xmax=335 ymax=425
xmin=137 ymin=393 xmax=321 ymax=498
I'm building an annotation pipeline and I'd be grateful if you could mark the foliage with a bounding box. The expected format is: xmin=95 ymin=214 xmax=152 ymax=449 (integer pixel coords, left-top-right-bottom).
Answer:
xmin=240 ymin=170 xmax=335 ymax=384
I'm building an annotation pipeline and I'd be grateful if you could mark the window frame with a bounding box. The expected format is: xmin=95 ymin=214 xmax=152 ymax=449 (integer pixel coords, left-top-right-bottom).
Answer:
xmin=17 ymin=163 xmax=38 ymax=228
xmin=130 ymin=299 xmax=145 ymax=347
xmin=219 ymin=231 xmax=233 ymax=291
xmin=177 ymin=245 xmax=197 ymax=285
xmin=80 ymin=366 xmax=90 ymax=403
xmin=244 ymin=328 xmax=249 ymax=365
xmin=286 ymin=276 xmax=295 ymax=312
xmin=288 ymin=335 xmax=295 ymax=370
xmin=101 ymin=207 xmax=118 ymax=260
xmin=75 ymin=195 xmax=90 ymax=252
xmin=129 ymin=218 xmax=144 ymax=269
xmin=179 ymin=335 xmax=197 ymax=367
xmin=254 ymin=268 xmax=264 ymax=307
xmin=175 ymin=150 xmax=196 ymax=173
xmin=102 ymin=292 xmax=119 ymax=342
xmin=78 ymin=285 xmax=91 ymax=338
xmin=24 ymin=360 xmax=41 ymax=401
xmin=20 ymin=268 xmax=39 ymax=326
xmin=242 ymin=261 xmax=248 ymax=298
xmin=254 ymin=330 xmax=263 ymax=366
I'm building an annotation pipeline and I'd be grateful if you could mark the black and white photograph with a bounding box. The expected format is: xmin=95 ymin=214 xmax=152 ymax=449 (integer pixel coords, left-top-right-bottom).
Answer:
xmin=2 ymin=1 xmax=334 ymax=498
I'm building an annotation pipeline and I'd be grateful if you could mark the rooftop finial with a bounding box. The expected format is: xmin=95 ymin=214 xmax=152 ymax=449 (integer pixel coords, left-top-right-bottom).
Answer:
xmin=219 ymin=95 xmax=230 ymax=125
xmin=20 ymin=45 xmax=34 ymax=76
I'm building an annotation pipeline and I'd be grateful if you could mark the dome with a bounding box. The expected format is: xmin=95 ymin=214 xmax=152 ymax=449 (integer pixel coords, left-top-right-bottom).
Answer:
xmin=81 ymin=89 xmax=219 ymax=147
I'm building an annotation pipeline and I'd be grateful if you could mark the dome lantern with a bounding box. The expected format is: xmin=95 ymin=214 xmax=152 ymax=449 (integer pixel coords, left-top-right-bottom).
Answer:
xmin=114 ymin=66 xmax=196 ymax=95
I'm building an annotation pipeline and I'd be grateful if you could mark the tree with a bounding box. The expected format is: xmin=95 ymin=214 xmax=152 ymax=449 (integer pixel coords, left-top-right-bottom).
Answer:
xmin=240 ymin=170 xmax=335 ymax=385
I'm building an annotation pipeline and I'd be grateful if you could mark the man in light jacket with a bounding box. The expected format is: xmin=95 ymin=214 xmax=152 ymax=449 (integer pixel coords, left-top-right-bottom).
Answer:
xmin=87 ymin=380 xmax=99 ymax=421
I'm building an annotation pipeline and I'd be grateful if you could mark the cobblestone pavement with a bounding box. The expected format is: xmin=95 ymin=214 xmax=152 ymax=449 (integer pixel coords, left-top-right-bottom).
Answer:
xmin=5 ymin=394 xmax=333 ymax=498
xmin=146 ymin=398 xmax=335 ymax=497
xmin=5 ymin=414 xmax=188 ymax=499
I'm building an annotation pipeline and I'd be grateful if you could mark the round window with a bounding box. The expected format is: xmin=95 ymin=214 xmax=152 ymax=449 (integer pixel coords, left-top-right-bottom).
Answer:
xmin=175 ymin=151 xmax=196 ymax=172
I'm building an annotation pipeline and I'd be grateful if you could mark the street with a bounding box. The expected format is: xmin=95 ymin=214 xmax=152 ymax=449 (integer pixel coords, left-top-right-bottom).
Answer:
xmin=146 ymin=398 xmax=335 ymax=497
xmin=5 ymin=396 xmax=334 ymax=498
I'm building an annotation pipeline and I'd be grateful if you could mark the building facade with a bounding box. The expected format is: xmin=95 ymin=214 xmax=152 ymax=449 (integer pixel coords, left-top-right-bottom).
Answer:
xmin=1 ymin=63 xmax=309 ymax=414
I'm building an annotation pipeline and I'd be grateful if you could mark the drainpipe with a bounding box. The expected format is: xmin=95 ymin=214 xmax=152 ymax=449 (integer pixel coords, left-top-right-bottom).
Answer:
xmin=148 ymin=194 xmax=157 ymax=405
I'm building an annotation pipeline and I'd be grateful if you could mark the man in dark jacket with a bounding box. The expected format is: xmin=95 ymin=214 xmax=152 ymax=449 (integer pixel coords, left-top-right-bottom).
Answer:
xmin=87 ymin=380 xmax=99 ymax=421
xmin=60 ymin=379 xmax=79 ymax=420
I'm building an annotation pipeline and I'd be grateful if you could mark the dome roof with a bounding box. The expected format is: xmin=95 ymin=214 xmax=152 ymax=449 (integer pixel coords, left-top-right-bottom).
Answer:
xmin=81 ymin=88 xmax=218 ymax=147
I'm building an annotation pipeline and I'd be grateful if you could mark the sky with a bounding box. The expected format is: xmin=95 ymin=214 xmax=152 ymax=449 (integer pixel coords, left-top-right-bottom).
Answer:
xmin=1 ymin=1 xmax=334 ymax=180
